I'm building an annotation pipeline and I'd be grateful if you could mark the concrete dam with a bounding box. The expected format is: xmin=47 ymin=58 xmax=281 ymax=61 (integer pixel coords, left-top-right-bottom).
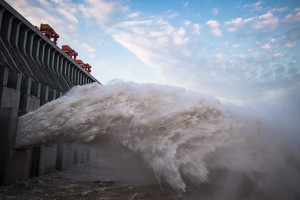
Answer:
xmin=0 ymin=0 xmax=100 ymax=185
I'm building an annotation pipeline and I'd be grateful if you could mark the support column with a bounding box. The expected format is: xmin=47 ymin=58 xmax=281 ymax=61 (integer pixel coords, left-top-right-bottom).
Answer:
xmin=48 ymin=88 xmax=56 ymax=101
xmin=0 ymin=67 xmax=30 ymax=185
xmin=19 ymin=78 xmax=41 ymax=113
xmin=18 ymin=78 xmax=42 ymax=177
xmin=40 ymin=85 xmax=49 ymax=105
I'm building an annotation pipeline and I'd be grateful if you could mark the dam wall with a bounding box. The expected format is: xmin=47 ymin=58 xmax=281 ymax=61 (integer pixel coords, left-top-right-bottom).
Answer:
xmin=0 ymin=0 xmax=100 ymax=185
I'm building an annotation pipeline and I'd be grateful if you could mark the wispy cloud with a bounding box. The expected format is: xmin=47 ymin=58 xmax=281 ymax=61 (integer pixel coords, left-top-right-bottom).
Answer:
xmin=57 ymin=8 xmax=79 ymax=24
xmin=260 ymin=43 xmax=272 ymax=50
xmin=283 ymin=8 xmax=300 ymax=23
xmin=164 ymin=10 xmax=179 ymax=19
xmin=128 ymin=12 xmax=140 ymax=18
xmin=206 ymin=20 xmax=222 ymax=37
xmin=224 ymin=17 xmax=254 ymax=32
xmin=232 ymin=44 xmax=240 ymax=48
xmin=184 ymin=2 xmax=189 ymax=7
xmin=253 ymin=11 xmax=279 ymax=30
xmin=212 ymin=7 xmax=219 ymax=15
xmin=273 ymin=52 xmax=283 ymax=57
xmin=110 ymin=18 xmax=191 ymax=72
xmin=192 ymin=24 xmax=201 ymax=34
xmin=286 ymin=42 xmax=295 ymax=48
xmin=184 ymin=20 xmax=191 ymax=26
xmin=79 ymin=0 xmax=127 ymax=26
xmin=243 ymin=1 xmax=262 ymax=11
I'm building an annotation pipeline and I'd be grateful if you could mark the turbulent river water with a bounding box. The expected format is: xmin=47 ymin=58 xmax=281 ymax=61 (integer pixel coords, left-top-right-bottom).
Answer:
xmin=2 ymin=82 xmax=299 ymax=199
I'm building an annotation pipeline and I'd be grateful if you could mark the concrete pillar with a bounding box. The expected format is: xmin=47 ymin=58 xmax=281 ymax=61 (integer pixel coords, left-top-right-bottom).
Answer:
xmin=12 ymin=21 xmax=21 ymax=48
xmin=19 ymin=78 xmax=41 ymax=113
xmin=17 ymin=77 xmax=42 ymax=177
xmin=49 ymin=49 xmax=55 ymax=72
xmin=0 ymin=67 xmax=32 ymax=185
xmin=0 ymin=107 xmax=19 ymax=185
xmin=40 ymin=85 xmax=49 ymax=105
xmin=32 ymin=36 xmax=40 ymax=61
xmin=30 ymin=146 xmax=40 ymax=177
xmin=39 ymin=145 xmax=57 ymax=175
xmin=56 ymin=144 xmax=63 ymax=170
xmin=0 ymin=67 xmax=21 ymax=109
xmin=44 ymin=45 xmax=51 ymax=67
xmin=0 ymin=7 xmax=4 ymax=31
xmin=58 ymin=91 xmax=63 ymax=98
xmin=27 ymin=32 xmax=34 ymax=59
xmin=48 ymin=88 xmax=56 ymax=101
xmin=62 ymin=144 xmax=74 ymax=169
xmin=21 ymin=27 xmax=29 ymax=56
xmin=39 ymin=41 xmax=46 ymax=64
xmin=73 ymin=147 xmax=78 ymax=165
xmin=56 ymin=144 xmax=74 ymax=170
xmin=9 ymin=18 xmax=18 ymax=46
xmin=0 ymin=67 xmax=8 ymax=86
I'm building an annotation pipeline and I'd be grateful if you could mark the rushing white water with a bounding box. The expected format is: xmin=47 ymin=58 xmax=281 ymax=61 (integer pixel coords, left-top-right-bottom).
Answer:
xmin=16 ymin=81 xmax=300 ymax=199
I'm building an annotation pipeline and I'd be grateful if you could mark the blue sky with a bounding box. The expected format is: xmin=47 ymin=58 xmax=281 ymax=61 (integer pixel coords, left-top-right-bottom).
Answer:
xmin=6 ymin=0 xmax=300 ymax=104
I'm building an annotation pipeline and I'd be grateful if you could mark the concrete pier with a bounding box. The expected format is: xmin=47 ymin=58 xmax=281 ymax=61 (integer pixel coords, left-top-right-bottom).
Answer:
xmin=0 ymin=0 xmax=100 ymax=185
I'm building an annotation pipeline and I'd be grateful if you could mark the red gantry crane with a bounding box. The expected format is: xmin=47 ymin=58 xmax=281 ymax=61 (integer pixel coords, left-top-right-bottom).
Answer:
xmin=76 ymin=60 xmax=92 ymax=73
xmin=83 ymin=63 xmax=92 ymax=73
xmin=62 ymin=45 xmax=78 ymax=60
xmin=38 ymin=23 xmax=59 ymax=44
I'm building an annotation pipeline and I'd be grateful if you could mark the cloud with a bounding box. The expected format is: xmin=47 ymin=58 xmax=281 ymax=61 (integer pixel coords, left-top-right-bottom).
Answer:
xmin=253 ymin=12 xmax=279 ymax=30
xmin=232 ymin=44 xmax=240 ymax=48
xmin=206 ymin=20 xmax=222 ymax=37
xmin=211 ymin=28 xmax=222 ymax=37
xmin=164 ymin=10 xmax=179 ymax=19
xmin=259 ymin=11 xmax=273 ymax=19
xmin=273 ymin=52 xmax=283 ymax=57
xmin=242 ymin=1 xmax=262 ymax=11
xmin=192 ymin=24 xmax=201 ymax=34
xmin=260 ymin=43 xmax=271 ymax=50
xmin=184 ymin=20 xmax=191 ymax=26
xmin=286 ymin=27 xmax=300 ymax=41
xmin=38 ymin=0 xmax=51 ymax=7
xmin=128 ymin=12 xmax=140 ymax=18
xmin=215 ymin=53 xmax=224 ymax=60
xmin=57 ymin=8 xmax=79 ymax=24
xmin=184 ymin=2 xmax=189 ymax=7
xmin=224 ymin=17 xmax=254 ymax=32
xmin=283 ymin=8 xmax=300 ymax=23
xmin=173 ymin=27 xmax=189 ymax=45
xmin=248 ymin=48 xmax=259 ymax=58
xmin=206 ymin=20 xmax=219 ymax=28
xmin=79 ymin=0 xmax=126 ymax=26
xmin=212 ymin=7 xmax=219 ymax=15
xmin=80 ymin=42 xmax=97 ymax=53
xmin=286 ymin=42 xmax=295 ymax=48
xmin=253 ymin=1 xmax=262 ymax=10
xmin=247 ymin=1 xmax=262 ymax=11
xmin=270 ymin=7 xmax=288 ymax=13
xmin=110 ymin=18 xmax=191 ymax=73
